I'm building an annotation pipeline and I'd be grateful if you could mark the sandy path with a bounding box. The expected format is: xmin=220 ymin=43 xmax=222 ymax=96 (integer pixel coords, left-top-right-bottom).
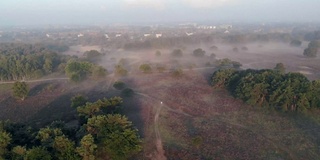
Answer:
xmin=0 ymin=78 xmax=69 ymax=84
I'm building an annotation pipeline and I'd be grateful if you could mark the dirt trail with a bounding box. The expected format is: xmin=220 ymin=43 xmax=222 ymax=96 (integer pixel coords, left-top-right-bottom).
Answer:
xmin=154 ymin=102 xmax=167 ymax=160
xmin=0 ymin=78 xmax=69 ymax=84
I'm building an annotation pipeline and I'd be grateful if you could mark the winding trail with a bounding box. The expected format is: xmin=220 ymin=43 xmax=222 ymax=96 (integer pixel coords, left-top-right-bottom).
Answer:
xmin=0 ymin=78 xmax=69 ymax=84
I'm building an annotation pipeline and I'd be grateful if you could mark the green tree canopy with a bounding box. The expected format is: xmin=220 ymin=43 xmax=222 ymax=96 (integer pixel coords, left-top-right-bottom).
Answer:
xmin=86 ymin=114 xmax=142 ymax=160
xmin=139 ymin=64 xmax=152 ymax=73
xmin=12 ymin=81 xmax=29 ymax=100
xmin=193 ymin=48 xmax=206 ymax=57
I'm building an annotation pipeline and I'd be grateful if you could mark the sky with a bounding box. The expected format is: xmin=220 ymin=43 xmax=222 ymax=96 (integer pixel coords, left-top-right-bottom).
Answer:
xmin=0 ymin=0 xmax=320 ymax=26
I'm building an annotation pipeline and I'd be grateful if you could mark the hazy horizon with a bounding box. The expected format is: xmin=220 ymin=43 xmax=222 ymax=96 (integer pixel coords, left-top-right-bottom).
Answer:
xmin=1 ymin=0 xmax=320 ymax=26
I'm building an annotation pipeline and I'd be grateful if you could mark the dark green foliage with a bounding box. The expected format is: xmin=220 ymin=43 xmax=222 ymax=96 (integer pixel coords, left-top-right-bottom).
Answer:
xmin=139 ymin=64 xmax=152 ymax=73
xmin=65 ymin=61 xmax=106 ymax=82
xmin=65 ymin=61 xmax=93 ymax=82
xmin=83 ymin=50 xmax=103 ymax=62
xmin=171 ymin=49 xmax=183 ymax=57
xmin=303 ymin=47 xmax=318 ymax=57
xmin=76 ymin=134 xmax=97 ymax=160
xmin=12 ymin=81 xmax=29 ymax=100
xmin=25 ymin=147 xmax=52 ymax=160
xmin=113 ymin=81 xmax=126 ymax=90
xmin=121 ymin=88 xmax=134 ymax=97
xmin=217 ymin=58 xmax=242 ymax=69
xmin=211 ymin=69 xmax=320 ymax=112
xmin=0 ymin=131 xmax=11 ymax=158
xmin=193 ymin=48 xmax=206 ymax=57
xmin=71 ymin=95 xmax=88 ymax=108
xmin=86 ymin=114 xmax=142 ymax=160
xmin=92 ymin=66 xmax=107 ymax=79
xmin=53 ymin=135 xmax=79 ymax=160
xmin=0 ymin=43 xmax=69 ymax=81
xmin=114 ymin=65 xmax=128 ymax=77
xmin=274 ymin=63 xmax=286 ymax=74
xmin=77 ymin=97 xmax=123 ymax=119
xmin=303 ymin=40 xmax=320 ymax=57
xmin=0 ymin=96 xmax=141 ymax=160
xmin=290 ymin=40 xmax=302 ymax=47
xmin=171 ymin=68 xmax=183 ymax=78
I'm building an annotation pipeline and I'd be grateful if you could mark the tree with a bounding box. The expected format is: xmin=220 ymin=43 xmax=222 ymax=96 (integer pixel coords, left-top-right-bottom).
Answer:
xmin=155 ymin=50 xmax=161 ymax=57
xmin=121 ymin=88 xmax=134 ymax=97
xmin=65 ymin=61 xmax=93 ymax=82
xmin=114 ymin=65 xmax=128 ymax=77
xmin=25 ymin=147 xmax=52 ymax=160
xmin=83 ymin=50 xmax=103 ymax=62
xmin=53 ymin=135 xmax=79 ymax=160
xmin=303 ymin=47 xmax=318 ymax=57
xmin=290 ymin=40 xmax=302 ymax=47
xmin=193 ymin=48 xmax=205 ymax=57
xmin=171 ymin=49 xmax=183 ymax=57
xmin=274 ymin=63 xmax=286 ymax=74
xmin=92 ymin=66 xmax=107 ymax=79
xmin=12 ymin=81 xmax=29 ymax=100
xmin=0 ymin=131 xmax=11 ymax=158
xmin=11 ymin=146 xmax=26 ymax=160
xmin=86 ymin=115 xmax=142 ymax=160
xmin=76 ymin=134 xmax=97 ymax=160
xmin=139 ymin=64 xmax=152 ymax=73
xmin=71 ymin=95 xmax=88 ymax=108
xmin=113 ymin=81 xmax=126 ymax=90
xmin=171 ymin=68 xmax=183 ymax=78
xmin=303 ymin=40 xmax=320 ymax=57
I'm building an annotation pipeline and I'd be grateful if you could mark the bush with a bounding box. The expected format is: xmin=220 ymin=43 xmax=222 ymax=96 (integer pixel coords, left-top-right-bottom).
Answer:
xmin=171 ymin=49 xmax=183 ymax=57
xmin=139 ymin=64 xmax=152 ymax=73
xmin=121 ymin=88 xmax=134 ymax=97
xmin=113 ymin=81 xmax=126 ymax=90
xmin=193 ymin=48 xmax=206 ymax=57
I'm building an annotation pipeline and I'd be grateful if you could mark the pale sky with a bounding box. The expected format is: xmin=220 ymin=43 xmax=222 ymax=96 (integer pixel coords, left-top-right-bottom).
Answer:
xmin=0 ymin=0 xmax=319 ymax=26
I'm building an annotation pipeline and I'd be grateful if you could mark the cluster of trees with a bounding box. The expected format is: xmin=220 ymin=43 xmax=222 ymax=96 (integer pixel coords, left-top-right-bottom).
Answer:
xmin=171 ymin=49 xmax=183 ymax=57
xmin=216 ymin=58 xmax=242 ymax=69
xmin=290 ymin=39 xmax=302 ymax=47
xmin=0 ymin=43 xmax=73 ymax=81
xmin=65 ymin=61 xmax=107 ymax=82
xmin=12 ymin=81 xmax=29 ymax=101
xmin=303 ymin=40 xmax=320 ymax=57
xmin=192 ymin=48 xmax=206 ymax=57
xmin=139 ymin=64 xmax=152 ymax=73
xmin=211 ymin=68 xmax=320 ymax=112
xmin=0 ymin=96 xmax=142 ymax=160
xmin=83 ymin=50 xmax=104 ymax=62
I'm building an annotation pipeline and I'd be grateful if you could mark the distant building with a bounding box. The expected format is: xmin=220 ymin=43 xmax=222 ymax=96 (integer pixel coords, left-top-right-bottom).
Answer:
xmin=115 ymin=34 xmax=122 ymax=37
xmin=78 ymin=33 xmax=84 ymax=37
xmin=144 ymin=34 xmax=151 ymax=37
xmin=155 ymin=34 xmax=162 ymax=38
xmin=224 ymin=30 xmax=230 ymax=34
xmin=105 ymin=33 xmax=109 ymax=39
xmin=46 ymin=34 xmax=50 ymax=38
xmin=186 ymin=32 xmax=194 ymax=36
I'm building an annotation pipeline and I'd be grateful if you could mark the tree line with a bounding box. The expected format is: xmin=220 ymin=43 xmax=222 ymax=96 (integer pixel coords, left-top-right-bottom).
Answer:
xmin=211 ymin=69 xmax=320 ymax=112
xmin=0 ymin=96 xmax=142 ymax=160
xmin=0 ymin=43 xmax=71 ymax=81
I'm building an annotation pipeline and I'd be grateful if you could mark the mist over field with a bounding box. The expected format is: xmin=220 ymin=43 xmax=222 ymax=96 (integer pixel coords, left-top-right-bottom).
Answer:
xmin=1 ymin=0 xmax=320 ymax=160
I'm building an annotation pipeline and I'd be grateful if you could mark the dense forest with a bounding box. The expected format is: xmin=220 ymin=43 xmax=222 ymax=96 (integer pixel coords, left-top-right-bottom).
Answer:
xmin=0 ymin=97 xmax=142 ymax=160
xmin=0 ymin=43 xmax=71 ymax=81
xmin=0 ymin=43 xmax=106 ymax=82
xmin=211 ymin=69 xmax=320 ymax=112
